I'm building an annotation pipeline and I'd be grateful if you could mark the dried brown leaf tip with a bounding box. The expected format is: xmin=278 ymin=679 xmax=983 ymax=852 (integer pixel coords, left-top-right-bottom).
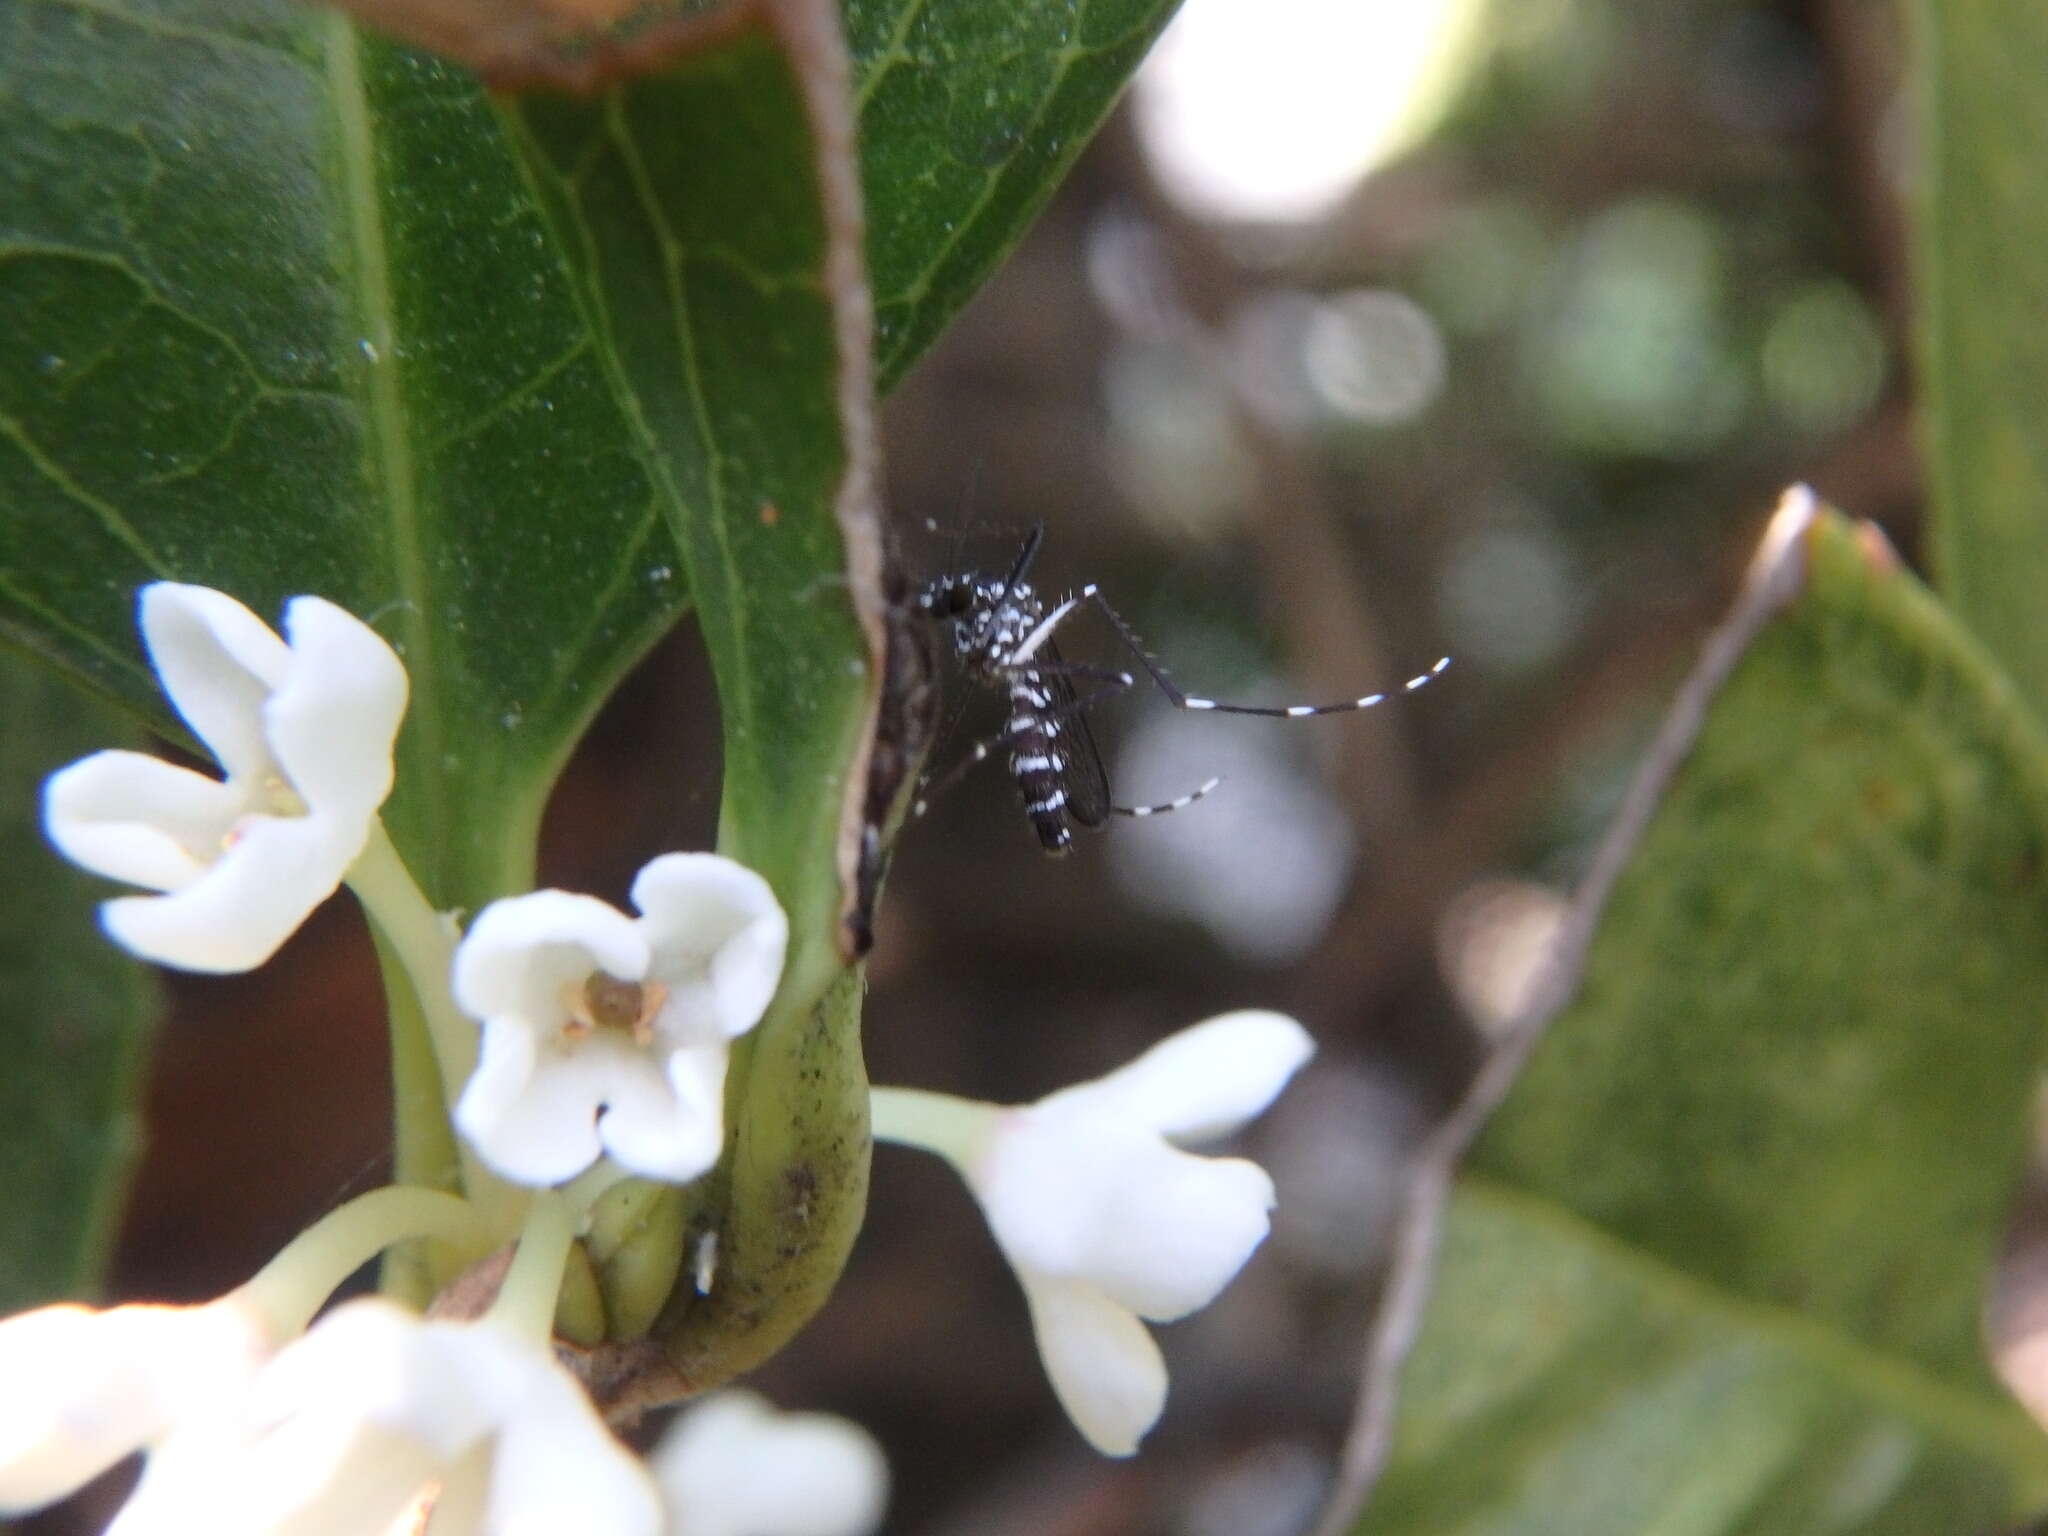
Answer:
xmin=327 ymin=0 xmax=761 ymax=92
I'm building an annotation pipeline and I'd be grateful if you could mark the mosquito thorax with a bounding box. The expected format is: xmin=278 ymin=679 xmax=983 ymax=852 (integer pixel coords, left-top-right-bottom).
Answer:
xmin=918 ymin=572 xmax=1043 ymax=678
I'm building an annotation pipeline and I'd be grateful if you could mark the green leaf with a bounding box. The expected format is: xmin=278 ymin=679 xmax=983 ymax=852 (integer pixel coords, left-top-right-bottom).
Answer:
xmin=0 ymin=0 xmax=1184 ymax=892
xmin=1 ymin=0 xmax=1167 ymax=1382
xmin=3 ymin=0 xmax=891 ymax=1376
xmin=1371 ymin=1185 xmax=2047 ymax=1533
xmin=847 ymin=0 xmax=1184 ymax=389
xmin=500 ymin=14 xmax=878 ymax=964
xmin=1 ymin=2 xmax=679 ymax=909
xmin=1917 ymin=0 xmax=2048 ymax=721
xmin=495 ymin=1 xmax=886 ymax=1380
xmin=1357 ymin=509 xmax=2048 ymax=1532
xmin=0 ymin=656 xmax=154 ymax=1309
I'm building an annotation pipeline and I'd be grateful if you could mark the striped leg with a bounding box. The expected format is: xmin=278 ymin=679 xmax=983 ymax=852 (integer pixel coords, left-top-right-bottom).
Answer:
xmin=1074 ymin=585 xmax=1451 ymax=716
xmin=1110 ymin=775 xmax=1222 ymax=820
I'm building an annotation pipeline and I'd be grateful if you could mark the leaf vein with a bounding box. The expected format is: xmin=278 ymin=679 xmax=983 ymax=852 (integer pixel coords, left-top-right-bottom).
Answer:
xmin=0 ymin=412 xmax=165 ymax=573
xmin=599 ymin=95 xmax=757 ymax=751
xmin=42 ymin=0 xmax=313 ymax=69
xmin=423 ymin=339 xmax=593 ymax=454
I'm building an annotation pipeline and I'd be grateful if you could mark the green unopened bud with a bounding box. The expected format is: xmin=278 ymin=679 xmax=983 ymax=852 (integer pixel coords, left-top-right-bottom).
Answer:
xmin=653 ymin=963 xmax=870 ymax=1387
xmin=554 ymin=1238 xmax=607 ymax=1347
xmin=585 ymin=1179 xmax=688 ymax=1341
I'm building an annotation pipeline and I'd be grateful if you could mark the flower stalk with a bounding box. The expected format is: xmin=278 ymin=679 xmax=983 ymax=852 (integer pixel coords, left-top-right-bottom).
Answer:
xmin=241 ymin=1185 xmax=490 ymax=1340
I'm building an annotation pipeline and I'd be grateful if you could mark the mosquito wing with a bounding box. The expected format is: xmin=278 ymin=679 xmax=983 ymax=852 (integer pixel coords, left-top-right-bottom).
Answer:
xmin=1041 ymin=639 xmax=1112 ymax=829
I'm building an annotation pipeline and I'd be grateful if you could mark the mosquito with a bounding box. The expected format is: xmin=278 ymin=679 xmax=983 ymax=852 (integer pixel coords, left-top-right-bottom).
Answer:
xmin=912 ymin=526 xmax=1449 ymax=854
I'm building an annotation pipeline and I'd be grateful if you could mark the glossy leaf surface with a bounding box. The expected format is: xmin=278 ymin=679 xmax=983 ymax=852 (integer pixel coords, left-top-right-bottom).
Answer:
xmin=0 ymin=0 xmax=1183 ymax=1378
xmin=1 ymin=3 xmax=674 ymax=908
xmin=846 ymin=0 xmax=1184 ymax=388
xmin=0 ymin=654 xmax=154 ymax=1308
xmin=498 ymin=1 xmax=884 ymax=1378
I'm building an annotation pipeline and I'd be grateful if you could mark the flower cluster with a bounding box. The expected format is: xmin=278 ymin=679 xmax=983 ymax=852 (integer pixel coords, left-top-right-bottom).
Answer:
xmin=41 ymin=583 xmax=787 ymax=1197
xmin=12 ymin=581 xmax=1319 ymax=1528
xmin=0 ymin=1291 xmax=884 ymax=1535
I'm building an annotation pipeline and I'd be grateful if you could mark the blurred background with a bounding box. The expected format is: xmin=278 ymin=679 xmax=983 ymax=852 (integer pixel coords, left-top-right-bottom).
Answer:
xmin=54 ymin=0 xmax=1916 ymax=1531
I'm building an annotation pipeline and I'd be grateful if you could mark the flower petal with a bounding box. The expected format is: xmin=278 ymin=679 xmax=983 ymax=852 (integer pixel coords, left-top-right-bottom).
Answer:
xmin=0 ymin=1300 xmax=270 ymax=1517
xmin=596 ymin=1039 xmax=728 ymax=1184
xmin=1057 ymin=1010 xmax=1314 ymax=1142
xmin=113 ymin=1418 xmax=446 ymax=1536
xmin=137 ymin=584 xmax=291 ymax=782
xmin=262 ymin=596 xmax=407 ymax=826
xmin=474 ymin=1323 xmax=665 ymax=1536
xmin=452 ymin=890 xmax=648 ymax=1025
xmin=1015 ymin=1274 xmax=1166 ymax=1457
xmin=100 ymin=811 xmax=359 ymax=972
xmin=45 ymin=587 xmax=411 ymax=974
xmin=456 ymin=1019 xmax=607 ymax=1187
xmin=114 ymin=1302 xmax=661 ymax=1536
xmin=631 ymin=854 xmax=788 ymax=1040
xmin=0 ymin=1306 xmax=165 ymax=1513
xmin=127 ymin=1303 xmax=492 ymax=1534
xmin=650 ymin=1391 xmax=889 ymax=1536
xmin=980 ymin=1111 xmax=1276 ymax=1320
xmin=43 ymin=751 xmax=247 ymax=893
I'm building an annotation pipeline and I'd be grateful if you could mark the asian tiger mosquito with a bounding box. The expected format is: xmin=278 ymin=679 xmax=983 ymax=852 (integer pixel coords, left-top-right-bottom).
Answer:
xmin=913 ymin=525 xmax=1450 ymax=855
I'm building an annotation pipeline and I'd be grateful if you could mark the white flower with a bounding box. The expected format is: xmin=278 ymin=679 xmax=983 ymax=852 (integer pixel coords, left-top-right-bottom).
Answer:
xmin=650 ymin=1391 xmax=888 ymax=1536
xmin=0 ymin=1297 xmax=273 ymax=1515
xmin=107 ymin=1297 xmax=661 ymax=1536
xmin=871 ymin=1010 xmax=1314 ymax=1456
xmin=453 ymin=854 xmax=788 ymax=1186
xmin=43 ymin=583 xmax=406 ymax=972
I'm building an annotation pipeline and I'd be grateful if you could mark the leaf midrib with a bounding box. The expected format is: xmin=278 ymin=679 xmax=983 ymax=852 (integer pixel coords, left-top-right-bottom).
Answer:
xmin=323 ymin=15 xmax=442 ymax=810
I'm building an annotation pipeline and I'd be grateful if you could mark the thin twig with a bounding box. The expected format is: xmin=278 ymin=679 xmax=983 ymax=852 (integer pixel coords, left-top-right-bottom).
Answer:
xmin=1307 ymin=487 xmax=1823 ymax=1536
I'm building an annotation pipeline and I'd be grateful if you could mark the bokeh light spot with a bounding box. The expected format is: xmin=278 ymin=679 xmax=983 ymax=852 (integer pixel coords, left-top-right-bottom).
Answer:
xmin=1524 ymin=197 xmax=1746 ymax=459
xmin=1134 ymin=0 xmax=1490 ymax=224
xmin=1302 ymin=290 xmax=1448 ymax=426
xmin=1761 ymin=279 xmax=1887 ymax=433
xmin=1436 ymin=508 xmax=1577 ymax=672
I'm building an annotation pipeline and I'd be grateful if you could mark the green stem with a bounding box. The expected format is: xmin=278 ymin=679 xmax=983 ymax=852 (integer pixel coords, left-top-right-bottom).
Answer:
xmin=488 ymin=1191 xmax=578 ymax=1341
xmin=241 ymin=1186 xmax=487 ymax=1338
xmin=868 ymin=1086 xmax=995 ymax=1170
xmin=346 ymin=818 xmax=475 ymax=1102
xmin=347 ymin=820 xmax=527 ymax=1244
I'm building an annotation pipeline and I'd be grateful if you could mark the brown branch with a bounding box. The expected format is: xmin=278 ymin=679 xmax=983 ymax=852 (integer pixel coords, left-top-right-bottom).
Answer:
xmin=1307 ymin=487 xmax=1822 ymax=1536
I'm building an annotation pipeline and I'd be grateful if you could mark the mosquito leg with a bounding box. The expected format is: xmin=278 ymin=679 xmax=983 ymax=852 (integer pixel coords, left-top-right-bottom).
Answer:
xmin=910 ymin=737 xmax=1002 ymax=820
xmin=1077 ymin=585 xmax=1451 ymax=717
xmin=1007 ymin=657 xmax=1138 ymax=693
xmin=1111 ymin=776 xmax=1222 ymax=819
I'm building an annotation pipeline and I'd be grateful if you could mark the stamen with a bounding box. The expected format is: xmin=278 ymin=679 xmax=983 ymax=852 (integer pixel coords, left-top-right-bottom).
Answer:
xmin=565 ymin=973 xmax=666 ymax=1041
xmin=631 ymin=980 xmax=669 ymax=1045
